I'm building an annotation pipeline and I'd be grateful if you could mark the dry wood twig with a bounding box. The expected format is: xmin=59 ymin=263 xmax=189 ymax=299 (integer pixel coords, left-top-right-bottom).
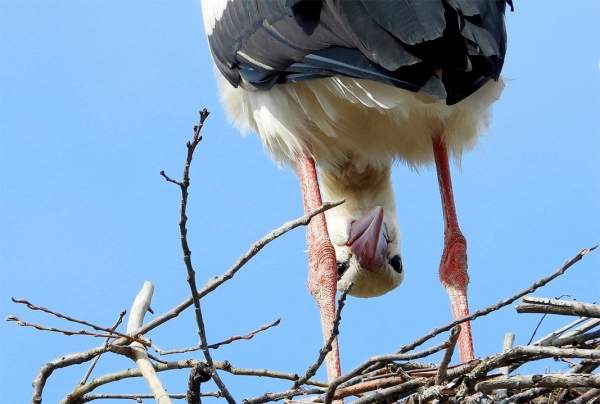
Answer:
xmin=161 ymin=109 xmax=235 ymax=404
xmin=243 ymin=388 xmax=325 ymax=404
xmin=80 ymin=310 xmax=127 ymax=385
xmin=10 ymin=298 xmax=149 ymax=346
xmin=126 ymin=282 xmax=172 ymax=404
xmin=187 ymin=362 xmax=213 ymax=404
xmin=532 ymin=316 xmax=592 ymax=346
xmin=517 ymin=296 xmax=600 ymax=318
xmin=495 ymin=331 xmax=515 ymax=399
xmin=62 ymin=359 xmax=326 ymax=403
xmin=6 ymin=316 xmax=123 ymax=339
xmin=475 ymin=373 xmax=600 ymax=392
xmin=468 ymin=345 xmax=600 ymax=382
xmin=77 ymin=393 xmax=188 ymax=402
xmin=394 ymin=246 xmax=596 ymax=356
xmin=352 ymin=378 xmax=428 ymax=404
xmin=569 ymin=388 xmax=600 ymax=403
xmin=435 ymin=325 xmax=460 ymax=385
xmin=158 ymin=318 xmax=281 ymax=355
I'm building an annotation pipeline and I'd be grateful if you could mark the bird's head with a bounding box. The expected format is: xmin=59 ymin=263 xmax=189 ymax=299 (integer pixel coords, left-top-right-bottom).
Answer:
xmin=327 ymin=204 xmax=403 ymax=298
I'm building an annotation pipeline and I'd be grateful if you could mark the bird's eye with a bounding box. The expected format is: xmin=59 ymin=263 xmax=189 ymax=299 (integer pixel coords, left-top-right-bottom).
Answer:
xmin=337 ymin=261 xmax=349 ymax=278
xmin=389 ymin=255 xmax=403 ymax=273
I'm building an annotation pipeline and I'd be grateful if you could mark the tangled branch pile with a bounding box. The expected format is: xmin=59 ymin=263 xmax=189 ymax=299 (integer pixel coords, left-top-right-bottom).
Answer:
xmin=7 ymin=110 xmax=598 ymax=404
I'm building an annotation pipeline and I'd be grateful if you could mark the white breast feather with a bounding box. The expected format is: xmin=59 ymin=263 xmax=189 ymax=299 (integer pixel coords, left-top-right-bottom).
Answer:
xmin=217 ymin=72 xmax=504 ymax=169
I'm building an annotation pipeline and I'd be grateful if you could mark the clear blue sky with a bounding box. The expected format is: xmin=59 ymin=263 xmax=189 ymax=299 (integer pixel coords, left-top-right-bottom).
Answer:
xmin=1 ymin=1 xmax=599 ymax=402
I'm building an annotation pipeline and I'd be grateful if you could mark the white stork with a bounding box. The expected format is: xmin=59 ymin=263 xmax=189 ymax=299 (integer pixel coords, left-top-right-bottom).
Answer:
xmin=201 ymin=0 xmax=511 ymax=380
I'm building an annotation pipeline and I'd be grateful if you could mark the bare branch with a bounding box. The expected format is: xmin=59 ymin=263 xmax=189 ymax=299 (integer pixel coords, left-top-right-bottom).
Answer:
xmin=517 ymin=296 xmax=600 ymax=318
xmin=468 ymin=345 xmax=600 ymax=382
xmin=242 ymin=388 xmax=325 ymax=404
xmin=162 ymin=109 xmax=235 ymax=403
xmin=159 ymin=170 xmax=182 ymax=187
xmin=78 ymin=393 xmax=188 ymax=402
xmin=126 ymin=282 xmax=171 ymax=404
xmin=77 ymin=392 xmax=221 ymax=402
xmin=6 ymin=316 xmax=123 ymax=339
xmin=351 ymin=378 xmax=428 ymax=404
xmin=187 ymin=362 xmax=212 ymax=404
xmin=158 ymin=318 xmax=281 ymax=355
xmin=495 ymin=331 xmax=515 ymax=399
xmin=570 ymin=388 xmax=600 ymax=404
xmin=63 ymin=360 xmax=326 ymax=403
xmin=475 ymin=373 xmax=600 ymax=392
xmin=435 ymin=325 xmax=460 ymax=385
xmin=334 ymin=375 xmax=405 ymax=399
xmin=395 ymin=246 xmax=597 ymax=355
xmin=34 ymin=345 xmax=134 ymax=404
xmin=10 ymin=298 xmax=149 ymax=347
xmin=504 ymin=359 xmax=600 ymax=402
xmin=294 ymin=284 xmax=351 ymax=388
xmin=532 ymin=316 xmax=592 ymax=346
xmin=551 ymin=326 xmax=600 ymax=348
xmin=80 ymin=310 xmax=127 ymax=385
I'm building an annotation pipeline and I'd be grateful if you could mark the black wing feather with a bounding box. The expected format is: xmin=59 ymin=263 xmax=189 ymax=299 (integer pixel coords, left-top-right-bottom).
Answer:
xmin=206 ymin=0 xmax=510 ymax=104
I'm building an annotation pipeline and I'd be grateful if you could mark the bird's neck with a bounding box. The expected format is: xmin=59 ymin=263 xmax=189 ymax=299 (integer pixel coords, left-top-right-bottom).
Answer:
xmin=319 ymin=162 xmax=397 ymax=225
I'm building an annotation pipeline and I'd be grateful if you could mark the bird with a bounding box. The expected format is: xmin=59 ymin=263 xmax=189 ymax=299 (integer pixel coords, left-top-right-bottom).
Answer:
xmin=200 ymin=0 xmax=511 ymax=381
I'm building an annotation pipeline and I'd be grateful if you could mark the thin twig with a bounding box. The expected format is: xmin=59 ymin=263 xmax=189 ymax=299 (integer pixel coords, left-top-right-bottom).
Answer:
xmin=77 ymin=392 xmax=222 ymax=402
xmin=158 ymin=318 xmax=281 ymax=355
xmin=10 ymin=298 xmax=149 ymax=346
xmin=526 ymin=314 xmax=548 ymax=345
xmin=78 ymin=393 xmax=189 ymax=402
xmin=435 ymin=325 xmax=460 ymax=385
xmin=6 ymin=316 xmax=124 ymax=339
xmin=294 ymin=284 xmax=352 ymax=388
xmin=161 ymin=108 xmax=235 ymax=404
xmin=80 ymin=310 xmax=126 ymax=385
xmin=395 ymin=246 xmax=596 ymax=355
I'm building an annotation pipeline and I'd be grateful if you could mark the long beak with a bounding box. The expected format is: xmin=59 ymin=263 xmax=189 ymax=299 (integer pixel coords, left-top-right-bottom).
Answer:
xmin=347 ymin=206 xmax=387 ymax=271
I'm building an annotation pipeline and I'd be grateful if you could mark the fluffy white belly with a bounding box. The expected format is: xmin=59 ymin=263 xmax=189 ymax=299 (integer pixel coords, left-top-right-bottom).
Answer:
xmin=218 ymin=74 xmax=504 ymax=169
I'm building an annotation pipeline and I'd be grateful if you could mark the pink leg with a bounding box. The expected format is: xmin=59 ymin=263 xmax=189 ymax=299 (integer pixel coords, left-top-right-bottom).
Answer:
xmin=295 ymin=155 xmax=341 ymax=381
xmin=432 ymin=136 xmax=475 ymax=362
